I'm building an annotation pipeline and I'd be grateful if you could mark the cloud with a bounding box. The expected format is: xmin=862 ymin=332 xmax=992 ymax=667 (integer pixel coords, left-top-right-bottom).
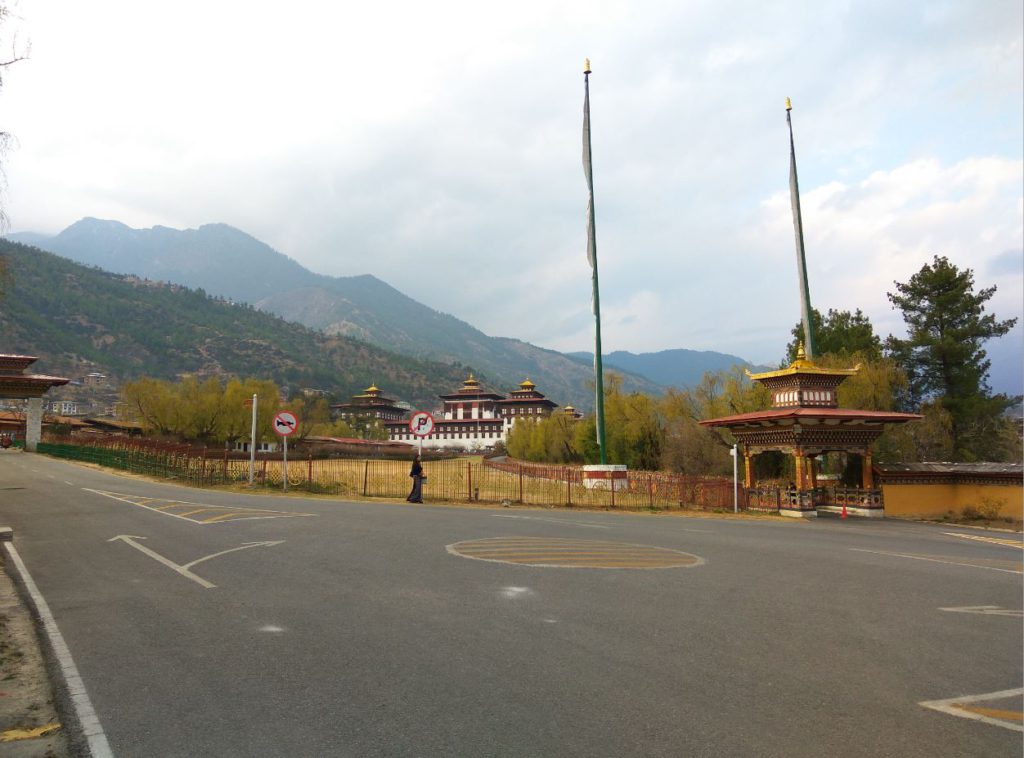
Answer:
xmin=2 ymin=0 xmax=1021 ymax=392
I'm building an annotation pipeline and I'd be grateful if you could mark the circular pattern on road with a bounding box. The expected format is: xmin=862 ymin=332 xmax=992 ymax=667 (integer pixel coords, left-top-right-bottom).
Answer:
xmin=447 ymin=537 xmax=703 ymax=569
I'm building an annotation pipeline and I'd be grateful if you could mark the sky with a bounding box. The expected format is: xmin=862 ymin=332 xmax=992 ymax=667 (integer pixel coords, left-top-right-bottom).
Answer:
xmin=2 ymin=0 xmax=1022 ymax=393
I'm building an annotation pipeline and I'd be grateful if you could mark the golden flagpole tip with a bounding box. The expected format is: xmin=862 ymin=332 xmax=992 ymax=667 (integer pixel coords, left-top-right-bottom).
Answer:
xmin=584 ymin=58 xmax=592 ymax=74
xmin=785 ymin=97 xmax=792 ymax=111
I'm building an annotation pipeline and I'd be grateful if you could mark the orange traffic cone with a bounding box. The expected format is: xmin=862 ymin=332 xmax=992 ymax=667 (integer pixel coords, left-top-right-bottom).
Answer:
xmin=841 ymin=504 xmax=847 ymax=519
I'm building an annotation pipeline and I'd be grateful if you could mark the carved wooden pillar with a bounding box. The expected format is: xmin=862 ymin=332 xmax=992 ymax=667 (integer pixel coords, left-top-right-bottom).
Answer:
xmin=862 ymin=448 xmax=873 ymax=489
xmin=794 ymin=452 xmax=805 ymax=491
xmin=743 ymin=450 xmax=754 ymax=489
xmin=809 ymin=456 xmax=818 ymax=488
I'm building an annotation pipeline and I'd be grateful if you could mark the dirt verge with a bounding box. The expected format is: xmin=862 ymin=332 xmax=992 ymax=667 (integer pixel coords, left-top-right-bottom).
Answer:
xmin=0 ymin=551 xmax=70 ymax=758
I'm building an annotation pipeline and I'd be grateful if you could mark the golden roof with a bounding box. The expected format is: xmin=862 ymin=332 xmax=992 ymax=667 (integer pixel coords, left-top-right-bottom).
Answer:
xmin=746 ymin=343 xmax=860 ymax=381
xmin=518 ymin=378 xmax=536 ymax=390
xmin=463 ymin=373 xmax=480 ymax=387
xmin=365 ymin=384 xmax=380 ymax=393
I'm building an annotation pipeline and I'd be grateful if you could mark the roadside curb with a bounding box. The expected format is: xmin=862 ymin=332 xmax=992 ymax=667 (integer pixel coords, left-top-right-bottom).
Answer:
xmin=2 ymin=534 xmax=113 ymax=757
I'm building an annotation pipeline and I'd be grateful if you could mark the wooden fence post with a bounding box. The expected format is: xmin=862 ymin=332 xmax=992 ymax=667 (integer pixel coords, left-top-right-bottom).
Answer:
xmin=363 ymin=460 xmax=369 ymax=497
xmin=566 ymin=471 xmax=572 ymax=507
xmin=260 ymin=456 xmax=267 ymax=485
xmin=518 ymin=465 xmax=524 ymax=504
xmin=308 ymin=453 xmax=313 ymax=485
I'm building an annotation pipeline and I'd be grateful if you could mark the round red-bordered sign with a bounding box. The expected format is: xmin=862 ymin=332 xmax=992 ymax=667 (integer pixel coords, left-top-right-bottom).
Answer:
xmin=408 ymin=411 xmax=435 ymax=437
xmin=273 ymin=411 xmax=299 ymax=436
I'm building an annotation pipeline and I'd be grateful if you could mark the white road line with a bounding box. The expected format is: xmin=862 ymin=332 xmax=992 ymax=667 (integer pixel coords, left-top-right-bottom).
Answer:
xmin=939 ymin=605 xmax=1024 ymax=617
xmin=3 ymin=542 xmax=114 ymax=757
xmin=108 ymin=535 xmax=216 ymax=588
xmin=919 ymin=687 xmax=1024 ymax=733
xmin=181 ymin=541 xmax=283 ymax=571
xmin=493 ymin=515 xmax=610 ymax=529
xmin=64 ymin=481 xmax=75 ymax=486
xmin=943 ymin=532 xmax=1023 ymax=549
xmin=850 ymin=548 xmax=1023 ymax=574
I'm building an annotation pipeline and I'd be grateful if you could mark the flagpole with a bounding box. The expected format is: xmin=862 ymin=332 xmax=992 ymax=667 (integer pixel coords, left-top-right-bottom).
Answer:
xmin=786 ymin=97 xmax=817 ymax=359
xmin=583 ymin=59 xmax=607 ymax=464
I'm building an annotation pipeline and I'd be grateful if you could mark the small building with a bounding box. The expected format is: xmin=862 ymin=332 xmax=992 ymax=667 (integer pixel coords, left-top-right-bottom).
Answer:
xmin=0 ymin=355 xmax=70 ymax=451
xmin=331 ymin=385 xmax=408 ymax=424
xmin=496 ymin=379 xmax=559 ymax=430
xmin=385 ymin=375 xmax=560 ymax=451
xmin=701 ymin=344 xmax=920 ymax=518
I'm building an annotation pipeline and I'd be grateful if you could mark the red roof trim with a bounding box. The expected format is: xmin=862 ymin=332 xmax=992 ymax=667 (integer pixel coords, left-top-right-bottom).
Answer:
xmin=700 ymin=408 xmax=922 ymax=426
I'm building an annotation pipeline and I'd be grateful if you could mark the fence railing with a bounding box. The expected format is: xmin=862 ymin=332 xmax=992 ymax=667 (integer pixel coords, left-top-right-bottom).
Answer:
xmin=37 ymin=436 xmax=755 ymax=512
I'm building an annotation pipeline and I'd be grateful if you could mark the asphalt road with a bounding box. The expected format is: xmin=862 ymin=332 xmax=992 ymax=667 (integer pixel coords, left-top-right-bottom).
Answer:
xmin=1 ymin=450 xmax=1021 ymax=757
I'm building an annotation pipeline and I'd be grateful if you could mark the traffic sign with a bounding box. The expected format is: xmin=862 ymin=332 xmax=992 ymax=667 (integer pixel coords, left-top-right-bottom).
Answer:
xmin=408 ymin=411 xmax=435 ymax=437
xmin=273 ymin=411 xmax=298 ymax=436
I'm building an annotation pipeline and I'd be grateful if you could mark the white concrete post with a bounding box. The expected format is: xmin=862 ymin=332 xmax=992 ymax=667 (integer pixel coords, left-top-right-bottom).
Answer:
xmin=25 ymin=397 xmax=43 ymax=452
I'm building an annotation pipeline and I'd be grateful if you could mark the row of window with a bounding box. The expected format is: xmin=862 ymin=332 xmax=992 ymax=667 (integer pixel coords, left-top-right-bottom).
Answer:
xmin=392 ymin=432 xmax=502 ymax=441
xmin=774 ymin=390 xmax=834 ymax=405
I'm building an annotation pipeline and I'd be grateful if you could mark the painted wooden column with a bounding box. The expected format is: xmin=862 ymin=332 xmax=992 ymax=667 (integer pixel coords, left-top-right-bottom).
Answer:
xmin=743 ymin=450 xmax=754 ymax=488
xmin=809 ymin=457 xmax=818 ymax=488
xmin=25 ymin=397 xmax=43 ymax=452
xmin=793 ymin=452 xmax=805 ymax=491
xmin=862 ymin=449 xmax=873 ymax=489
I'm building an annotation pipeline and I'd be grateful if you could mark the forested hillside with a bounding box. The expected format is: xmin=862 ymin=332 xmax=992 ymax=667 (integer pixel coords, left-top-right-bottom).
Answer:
xmin=15 ymin=218 xmax=664 ymax=406
xmin=0 ymin=241 xmax=472 ymax=407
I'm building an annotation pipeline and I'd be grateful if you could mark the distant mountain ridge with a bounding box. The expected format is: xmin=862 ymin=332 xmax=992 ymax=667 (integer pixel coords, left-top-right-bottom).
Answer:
xmin=568 ymin=349 xmax=771 ymax=389
xmin=12 ymin=219 xmax=666 ymax=407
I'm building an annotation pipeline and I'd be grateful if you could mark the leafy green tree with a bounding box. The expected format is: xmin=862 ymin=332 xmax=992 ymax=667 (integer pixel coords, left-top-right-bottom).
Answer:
xmin=885 ymin=255 xmax=1018 ymax=459
xmin=787 ymin=308 xmax=882 ymax=362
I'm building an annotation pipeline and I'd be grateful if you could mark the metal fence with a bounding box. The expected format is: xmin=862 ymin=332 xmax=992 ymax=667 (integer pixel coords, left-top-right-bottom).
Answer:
xmin=37 ymin=436 xmax=754 ymax=512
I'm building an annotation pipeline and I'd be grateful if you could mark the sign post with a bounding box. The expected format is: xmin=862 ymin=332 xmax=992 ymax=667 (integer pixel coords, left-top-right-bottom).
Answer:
xmin=730 ymin=444 xmax=739 ymax=513
xmin=248 ymin=394 xmax=258 ymax=485
xmin=408 ymin=411 xmax=435 ymax=457
xmin=273 ymin=411 xmax=298 ymax=492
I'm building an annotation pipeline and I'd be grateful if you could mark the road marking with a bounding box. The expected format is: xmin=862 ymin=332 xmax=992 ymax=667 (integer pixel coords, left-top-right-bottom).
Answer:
xmin=84 ymin=488 xmax=315 ymax=524
xmin=2 ymin=542 xmax=113 ymax=758
xmin=493 ymin=514 xmax=610 ymax=529
xmin=940 ymin=605 xmax=1024 ymax=617
xmin=920 ymin=688 xmax=1024 ymax=732
xmin=1 ymin=723 xmax=61 ymax=742
xmin=850 ymin=548 xmax=1023 ymax=574
xmin=449 ymin=537 xmax=704 ymax=569
xmin=108 ymin=535 xmax=216 ymax=588
xmin=108 ymin=535 xmax=284 ymax=588
xmin=943 ymin=532 xmax=1023 ymax=549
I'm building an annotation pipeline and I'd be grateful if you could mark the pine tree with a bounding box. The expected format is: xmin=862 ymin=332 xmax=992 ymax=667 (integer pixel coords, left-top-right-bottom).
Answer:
xmin=885 ymin=255 xmax=1018 ymax=460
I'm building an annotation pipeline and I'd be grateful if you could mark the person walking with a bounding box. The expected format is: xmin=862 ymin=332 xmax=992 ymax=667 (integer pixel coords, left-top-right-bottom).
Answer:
xmin=407 ymin=453 xmax=425 ymax=503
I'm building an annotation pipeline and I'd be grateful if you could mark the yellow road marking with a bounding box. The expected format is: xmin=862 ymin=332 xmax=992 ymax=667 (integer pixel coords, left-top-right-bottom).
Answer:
xmin=0 ymin=723 xmax=61 ymax=742
xmin=448 ymin=537 xmax=703 ymax=569
xmin=957 ymin=705 xmax=1024 ymax=722
xmin=84 ymin=488 xmax=315 ymax=524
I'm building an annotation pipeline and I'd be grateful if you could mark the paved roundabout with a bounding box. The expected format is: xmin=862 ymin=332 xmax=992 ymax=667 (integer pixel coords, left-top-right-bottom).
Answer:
xmin=446 ymin=536 xmax=704 ymax=568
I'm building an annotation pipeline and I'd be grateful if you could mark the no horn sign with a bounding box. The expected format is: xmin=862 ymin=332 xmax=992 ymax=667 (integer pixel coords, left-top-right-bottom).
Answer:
xmin=273 ymin=411 xmax=298 ymax=436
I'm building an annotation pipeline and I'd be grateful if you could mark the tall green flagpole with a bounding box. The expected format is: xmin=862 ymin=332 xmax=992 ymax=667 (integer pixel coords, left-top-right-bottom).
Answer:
xmin=582 ymin=58 xmax=607 ymax=464
xmin=786 ymin=97 xmax=817 ymax=360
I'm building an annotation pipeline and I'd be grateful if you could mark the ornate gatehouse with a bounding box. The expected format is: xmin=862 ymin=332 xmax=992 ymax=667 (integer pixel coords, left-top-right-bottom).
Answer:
xmin=0 ymin=354 xmax=70 ymax=451
xmin=701 ymin=345 xmax=920 ymax=518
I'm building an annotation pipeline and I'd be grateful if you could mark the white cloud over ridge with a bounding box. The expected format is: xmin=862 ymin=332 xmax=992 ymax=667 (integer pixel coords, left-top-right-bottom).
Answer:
xmin=2 ymin=0 xmax=1022 ymax=392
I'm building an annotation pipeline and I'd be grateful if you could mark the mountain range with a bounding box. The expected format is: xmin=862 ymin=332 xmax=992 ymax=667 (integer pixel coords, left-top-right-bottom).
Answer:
xmin=0 ymin=240 xmax=469 ymax=408
xmin=7 ymin=218 xmax=760 ymax=405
